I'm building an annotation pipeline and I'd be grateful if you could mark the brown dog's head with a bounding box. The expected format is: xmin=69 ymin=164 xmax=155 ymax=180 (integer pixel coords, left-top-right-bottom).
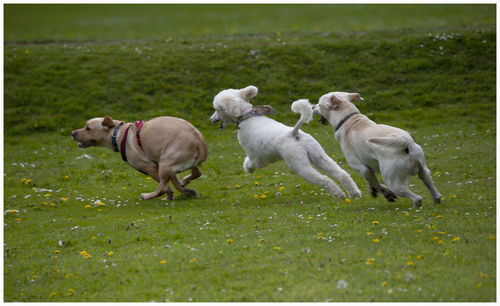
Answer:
xmin=313 ymin=92 xmax=363 ymax=126
xmin=71 ymin=116 xmax=118 ymax=148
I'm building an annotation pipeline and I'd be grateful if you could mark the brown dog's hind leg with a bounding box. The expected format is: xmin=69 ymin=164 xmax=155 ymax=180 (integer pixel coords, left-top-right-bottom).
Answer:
xmin=141 ymin=166 xmax=173 ymax=200
xmin=181 ymin=166 xmax=202 ymax=186
xmin=171 ymin=175 xmax=197 ymax=198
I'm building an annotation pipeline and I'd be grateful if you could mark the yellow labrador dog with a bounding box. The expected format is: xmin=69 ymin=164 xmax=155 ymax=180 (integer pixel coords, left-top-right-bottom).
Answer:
xmin=313 ymin=92 xmax=441 ymax=208
xmin=71 ymin=116 xmax=207 ymax=200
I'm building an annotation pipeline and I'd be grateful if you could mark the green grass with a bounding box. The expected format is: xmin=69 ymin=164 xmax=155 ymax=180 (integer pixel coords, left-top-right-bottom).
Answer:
xmin=3 ymin=4 xmax=496 ymax=302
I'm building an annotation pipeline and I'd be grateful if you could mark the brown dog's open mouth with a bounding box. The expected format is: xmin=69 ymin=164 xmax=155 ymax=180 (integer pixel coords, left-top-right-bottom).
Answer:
xmin=318 ymin=116 xmax=328 ymax=126
xmin=78 ymin=140 xmax=96 ymax=148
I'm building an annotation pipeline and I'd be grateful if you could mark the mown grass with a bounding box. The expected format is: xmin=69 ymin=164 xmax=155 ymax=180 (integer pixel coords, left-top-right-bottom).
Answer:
xmin=3 ymin=4 xmax=496 ymax=302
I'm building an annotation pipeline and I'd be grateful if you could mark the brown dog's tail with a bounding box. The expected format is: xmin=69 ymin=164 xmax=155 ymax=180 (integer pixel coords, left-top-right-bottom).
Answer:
xmin=194 ymin=132 xmax=208 ymax=166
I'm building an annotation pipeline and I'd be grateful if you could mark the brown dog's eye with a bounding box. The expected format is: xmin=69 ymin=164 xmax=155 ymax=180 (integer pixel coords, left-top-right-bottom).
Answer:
xmin=86 ymin=126 xmax=91 ymax=131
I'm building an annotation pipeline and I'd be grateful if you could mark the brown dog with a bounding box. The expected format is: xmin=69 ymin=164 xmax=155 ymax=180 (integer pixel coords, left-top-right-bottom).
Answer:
xmin=71 ymin=116 xmax=207 ymax=200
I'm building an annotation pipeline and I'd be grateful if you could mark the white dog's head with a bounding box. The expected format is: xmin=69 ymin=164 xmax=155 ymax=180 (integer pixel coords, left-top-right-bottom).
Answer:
xmin=313 ymin=92 xmax=363 ymax=126
xmin=210 ymin=86 xmax=258 ymax=129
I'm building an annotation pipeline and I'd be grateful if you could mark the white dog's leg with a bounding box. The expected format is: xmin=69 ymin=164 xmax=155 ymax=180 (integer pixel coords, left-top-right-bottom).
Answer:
xmin=243 ymin=157 xmax=255 ymax=173
xmin=283 ymin=153 xmax=346 ymax=198
xmin=243 ymin=156 xmax=267 ymax=173
xmin=418 ymin=165 xmax=442 ymax=203
xmin=308 ymin=149 xmax=361 ymax=198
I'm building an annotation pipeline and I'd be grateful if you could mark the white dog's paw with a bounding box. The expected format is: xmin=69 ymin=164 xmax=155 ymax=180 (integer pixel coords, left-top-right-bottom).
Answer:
xmin=349 ymin=189 xmax=362 ymax=199
xmin=243 ymin=157 xmax=255 ymax=173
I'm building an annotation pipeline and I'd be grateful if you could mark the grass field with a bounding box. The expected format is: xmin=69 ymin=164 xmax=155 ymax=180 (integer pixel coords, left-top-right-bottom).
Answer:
xmin=3 ymin=4 xmax=496 ymax=302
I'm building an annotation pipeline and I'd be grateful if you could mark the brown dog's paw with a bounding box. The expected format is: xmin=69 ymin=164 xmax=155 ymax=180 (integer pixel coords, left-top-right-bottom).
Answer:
xmin=183 ymin=188 xmax=198 ymax=198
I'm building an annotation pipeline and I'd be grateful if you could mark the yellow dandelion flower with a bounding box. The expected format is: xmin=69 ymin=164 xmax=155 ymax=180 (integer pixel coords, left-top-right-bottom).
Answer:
xmin=436 ymin=215 xmax=442 ymax=218
xmin=396 ymin=275 xmax=401 ymax=279
xmin=25 ymin=179 xmax=31 ymax=184
xmin=97 ymin=202 xmax=104 ymax=206
xmin=64 ymin=176 xmax=69 ymax=180
xmin=307 ymin=216 xmax=313 ymax=220
xmin=450 ymin=194 xmax=457 ymax=199
xmin=45 ymin=194 xmax=52 ymax=197
xmin=489 ymin=235 xmax=496 ymax=240
xmin=84 ymin=204 xmax=91 ymax=208
xmin=345 ymin=198 xmax=351 ymax=204
xmin=65 ymin=273 xmax=73 ymax=278
xmin=434 ymin=171 xmax=440 ymax=176
xmin=107 ymin=251 xmax=114 ymax=256
xmin=259 ymin=238 xmax=265 ymax=243
xmin=189 ymin=258 xmax=197 ymax=264
xmin=372 ymin=238 xmax=380 ymax=243
xmin=91 ymin=235 xmax=96 ymax=239
xmin=260 ymin=194 xmax=267 ymax=199
xmin=381 ymin=281 xmax=388 ymax=286
xmin=122 ymin=186 xmax=127 ymax=190
xmin=367 ymin=232 xmax=374 ymax=236
xmin=372 ymin=221 xmax=379 ymax=224
xmin=433 ymin=236 xmax=438 ymax=240
xmin=160 ymin=260 xmax=167 ymax=264
xmin=406 ymin=261 xmax=414 ymax=266
xmin=226 ymin=239 xmax=234 ymax=244
xmin=68 ymin=288 xmax=75 ymax=293
xmin=54 ymin=250 xmax=61 ymax=254
xmin=97 ymin=209 xmax=103 ymax=212
xmin=417 ymin=254 xmax=423 ymax=259
xmin=443 ymin=251 xmax=450 ymax=256
xmin=476 ymin=283 xmax=483 ymax=289
xmin=253 ymin=194 xmax=259 ymax=199
xmin=49 ymin=292 xmax=57 ymax=297
xmin=20 ymin=178 xmax=26 ymax=183
xmin=61 ymin=197 xmax=68 ymax=202
xmin=235 ymin=185 xmax=241 ymax=189
xmin=438 ymin=240 xmax=444 ymax=245
xmin=226 ymin=185 xmax=232 ymax=189
xmin=254 ymin=181 xmax=259 ymax=186
xmin=438 ymin=231 xmax=445 ymax=235
xmin=452 ymin=237 xmax=460 ymax=242
xmin=145 ymin=177 xmax=152 ymax=180
xmin=273 ymin=246 xmax=281 ymax=251
xmin=279 ymin=186 xmax=285 ymax=191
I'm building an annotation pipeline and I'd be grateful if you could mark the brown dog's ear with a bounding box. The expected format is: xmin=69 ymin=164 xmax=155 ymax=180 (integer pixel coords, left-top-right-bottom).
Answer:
xmin=102 ymin=116 xmax=115 ymax=128
xmin=347 ymin=93 xmax=363 ymax=102
xmin=329 ymin=95 xmax=343 ymax=110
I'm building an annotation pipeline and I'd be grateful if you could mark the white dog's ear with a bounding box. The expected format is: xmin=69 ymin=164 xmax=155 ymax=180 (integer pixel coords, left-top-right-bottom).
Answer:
xmin=240 ymin=86 xmax=258 ymax=101
xmin=347 ymin=93 xmax=364 ymax=102
xmin=329 ymin=95 xmax=343 ymax=110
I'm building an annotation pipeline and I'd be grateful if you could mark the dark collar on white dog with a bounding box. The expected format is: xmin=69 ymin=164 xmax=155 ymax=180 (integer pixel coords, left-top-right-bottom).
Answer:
xmin=335 ymin=112 xmax=359 ymax=131
xmin=237 ymin=105 xmax=276 ymax=128
xmin=111 ymin=122 xmax=124 ymax=152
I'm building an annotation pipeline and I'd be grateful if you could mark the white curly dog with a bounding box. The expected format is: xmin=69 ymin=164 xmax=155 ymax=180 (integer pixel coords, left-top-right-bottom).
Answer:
xmin=210 ymin=85 xmax=361 ymax=199
xmin=313 ymin=91 xmax=442 ymax=208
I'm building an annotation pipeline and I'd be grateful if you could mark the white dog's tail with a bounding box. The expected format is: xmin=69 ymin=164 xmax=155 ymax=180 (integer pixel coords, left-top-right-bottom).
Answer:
xmin=291 ymin=99 xmax=313 ymax=138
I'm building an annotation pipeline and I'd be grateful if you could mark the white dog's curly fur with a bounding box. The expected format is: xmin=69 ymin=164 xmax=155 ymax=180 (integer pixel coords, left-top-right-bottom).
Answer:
xmin=210 ymin=86 xmax=361 ymax=199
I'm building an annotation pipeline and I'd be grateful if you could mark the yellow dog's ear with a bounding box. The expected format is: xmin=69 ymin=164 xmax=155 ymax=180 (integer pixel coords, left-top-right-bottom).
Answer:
xmin=102 ymin=116 xmax=115 ymax=128
xmin=329 ymin=95 xmax=343 ymax=110
xmin=347 ymin=93 xmax=363 ymax=102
